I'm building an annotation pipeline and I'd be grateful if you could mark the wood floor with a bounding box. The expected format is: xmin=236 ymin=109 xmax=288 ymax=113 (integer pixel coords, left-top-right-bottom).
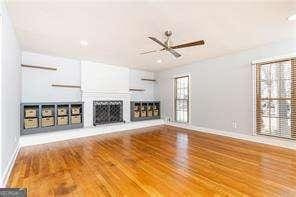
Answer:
xmin=8 ymin=125 xmax=296 ymax=196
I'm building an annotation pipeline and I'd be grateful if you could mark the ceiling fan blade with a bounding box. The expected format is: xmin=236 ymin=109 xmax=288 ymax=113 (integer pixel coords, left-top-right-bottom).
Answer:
xmin=140 ymin=48 xmax=165 ymax=55
xmin=169 ymin=48 xmax=182 ymax=58
xmin=148 ymin=37 xmax=168 ymax=48
xmin=140 ymin=50 xmax=159 ymax=54
xmin=171 ymin=40 xmax=205 ymax=49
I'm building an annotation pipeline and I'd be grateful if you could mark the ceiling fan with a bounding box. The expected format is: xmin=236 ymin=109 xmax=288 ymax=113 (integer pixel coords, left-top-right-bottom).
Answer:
xmin=141 ymin=30 xmax=205 ymax=58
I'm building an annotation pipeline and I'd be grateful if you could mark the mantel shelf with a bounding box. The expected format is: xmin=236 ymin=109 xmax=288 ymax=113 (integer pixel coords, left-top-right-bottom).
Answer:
xmin=52 ymin=84 xmax=81 ymax=89
xmin=21 ymin=64 xmax=57 ymax=71
xmin=129 ymin=88 xmax=145 ymax=92
xmin=141 ymin=78 xmax=156 ymax=82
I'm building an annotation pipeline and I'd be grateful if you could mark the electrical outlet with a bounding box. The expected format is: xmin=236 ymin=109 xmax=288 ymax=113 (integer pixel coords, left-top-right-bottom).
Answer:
xmin=165 ymin=117 xmax=171 ymax=122
xmin=232 ymin=120 xmax=237 ymax=129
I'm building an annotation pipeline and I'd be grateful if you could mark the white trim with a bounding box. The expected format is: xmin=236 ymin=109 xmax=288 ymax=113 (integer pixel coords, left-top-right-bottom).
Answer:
xmin=82 ymin=91 xmax=131 ymax=95
xmin=0 ymin=14 xmax=2 ymax=188
xmin=172 ymin=77 xmax=176 ymax=122
xmin=173 ymin=74 xmax=191 ymax=124
xmin=251 ymin=52 xmax=296 ymax=65
xmin=167 ymin=122 xmax=296 ymax=150
xmin=20 ymin=119 xmax=164 ymax=147
xmin=1 ymin=143 xmax=20 ymax=187
xmin=252 ymin=64 xmax=257 ymax=136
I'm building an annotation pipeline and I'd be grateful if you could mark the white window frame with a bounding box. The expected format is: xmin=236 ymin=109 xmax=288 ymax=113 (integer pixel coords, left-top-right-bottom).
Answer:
xmin=174 ymin=75 xmax=190 ymax=123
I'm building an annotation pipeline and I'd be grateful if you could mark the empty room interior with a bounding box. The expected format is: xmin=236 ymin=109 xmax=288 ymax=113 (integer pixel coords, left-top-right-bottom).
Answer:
xmin=1 ymin=0 xmax=296 ymax=196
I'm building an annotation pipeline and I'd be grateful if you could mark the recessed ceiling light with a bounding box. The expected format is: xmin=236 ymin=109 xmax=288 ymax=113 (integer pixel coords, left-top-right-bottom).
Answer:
xmin=80 ymin=40 xmax=88 ymax=46
xmin=157 ymin=59 xmax=162 ymax=63
xmin=287 ymin=14 xmax=296 ymax=21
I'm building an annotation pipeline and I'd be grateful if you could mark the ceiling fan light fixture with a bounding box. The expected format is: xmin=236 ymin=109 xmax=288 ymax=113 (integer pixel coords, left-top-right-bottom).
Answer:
xmin=287 ymin=14 xmax=296 ymax=21
xmin=80 ymin=40 xmax=88 ymax=46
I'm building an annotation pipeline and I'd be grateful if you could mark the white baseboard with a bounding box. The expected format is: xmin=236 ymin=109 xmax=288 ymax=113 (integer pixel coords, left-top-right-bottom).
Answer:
xmin=1 ymin=143 xmax=20 ymax=187
xmin=20 ymin=119 xmax=165 ymax=147
xmin=167 ymin=122 xmax=296 ymax=150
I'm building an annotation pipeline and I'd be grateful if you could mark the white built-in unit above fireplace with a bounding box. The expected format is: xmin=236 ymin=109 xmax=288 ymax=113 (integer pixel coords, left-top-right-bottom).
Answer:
xmin=80 ymin=60 xmax=158 ymax=127
xmin=81 ymin=61 xmax=131 ymax=127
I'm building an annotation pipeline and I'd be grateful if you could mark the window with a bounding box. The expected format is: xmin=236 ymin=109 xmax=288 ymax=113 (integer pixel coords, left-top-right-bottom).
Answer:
xmin=175 ymin=76 xmax=189 ymax=123
xmin=256 ymin=59 xmax=296 ymax=139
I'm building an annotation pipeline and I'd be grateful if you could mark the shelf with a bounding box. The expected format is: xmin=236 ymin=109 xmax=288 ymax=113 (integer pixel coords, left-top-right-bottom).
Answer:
xmin=129 ymin=88 xmax=145 ymax=92
xmin=141 ymin=78 xmax=156 ymax=82
xmin=22 ymin=64 xmax=57 ymax=71
xmin=52 ymin=84 xmax=81 ymax=89
xmin=21 ymin=102 xmax=83 ymax=135
xmin=71 ymin=113 xmax=82 ymax=116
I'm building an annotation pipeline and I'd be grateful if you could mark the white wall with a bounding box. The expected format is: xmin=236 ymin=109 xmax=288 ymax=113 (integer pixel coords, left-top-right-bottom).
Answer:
xmin=81 ymin=61 xmax=157 ymax=100
xmin=22 ymin=52 xmax=81 ymax=102
xmin=157 ymin=39 xmax=296 ymax=135
xmin=129 ymin=69 xmax=157 ymax=101
xmin=81 ymin=61 xmax=130 ymax=93
xmin=0 ymin=2 xmax=21 ymax=185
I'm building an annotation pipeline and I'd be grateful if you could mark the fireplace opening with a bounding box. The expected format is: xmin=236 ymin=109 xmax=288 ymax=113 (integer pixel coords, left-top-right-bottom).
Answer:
xmin=93 ymin=100 xmax=123 ymax=125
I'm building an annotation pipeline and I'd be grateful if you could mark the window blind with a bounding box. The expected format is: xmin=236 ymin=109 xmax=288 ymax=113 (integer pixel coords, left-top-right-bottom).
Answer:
xmin=291 ymin=59 xmax=296 ymax=139
xmin=256 ymin=59 xmax=296 ymax=139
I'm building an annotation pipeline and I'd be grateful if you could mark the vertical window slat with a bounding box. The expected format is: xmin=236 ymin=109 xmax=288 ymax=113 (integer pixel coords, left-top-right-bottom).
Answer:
xmin=291 ymin=59 xmax=296 ymax=139
xmin=256 ymin=59 xmax=295 ymax=139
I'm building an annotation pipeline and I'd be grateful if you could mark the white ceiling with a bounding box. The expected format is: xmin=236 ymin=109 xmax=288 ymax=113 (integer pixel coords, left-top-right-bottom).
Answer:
xmin=6 ymin=1 xmax=296 ymax=71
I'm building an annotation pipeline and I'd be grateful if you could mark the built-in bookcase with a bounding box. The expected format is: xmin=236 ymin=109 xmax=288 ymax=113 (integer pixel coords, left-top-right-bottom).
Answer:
xmin=20 ymin=102 xmax=83 ymax=135
xmin=130 ymin=101 xmax=160 ymax=121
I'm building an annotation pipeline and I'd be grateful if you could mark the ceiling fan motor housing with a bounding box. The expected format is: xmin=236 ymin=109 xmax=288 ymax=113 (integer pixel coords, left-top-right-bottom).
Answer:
xmin=165 ymin=30 xmax=172 ymax=37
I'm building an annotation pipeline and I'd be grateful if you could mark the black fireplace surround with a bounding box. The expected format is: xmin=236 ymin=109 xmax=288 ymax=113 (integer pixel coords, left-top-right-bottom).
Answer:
xmin=93 ymin=100 xmax=123 ymax=125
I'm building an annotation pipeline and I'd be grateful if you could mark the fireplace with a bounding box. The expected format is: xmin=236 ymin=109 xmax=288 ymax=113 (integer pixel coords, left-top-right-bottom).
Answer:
xmin=93 ymin=101 xmax=123 ymax=125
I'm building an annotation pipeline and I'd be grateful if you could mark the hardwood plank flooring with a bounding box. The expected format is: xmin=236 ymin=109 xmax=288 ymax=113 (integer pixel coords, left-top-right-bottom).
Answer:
xmin=7 ymin=125 xmax=296 ymax=196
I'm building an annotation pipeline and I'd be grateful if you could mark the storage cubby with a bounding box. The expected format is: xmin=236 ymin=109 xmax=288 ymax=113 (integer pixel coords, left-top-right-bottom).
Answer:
xmin=41 ymin=105 xmax=55 ymax=117
xmin=57 ymin=105 xmax=69 ymax=126
xmin=141 ymin=103 xmax=147 ymax=117
xmin=24 ymin=105 xmax=38 ymax=118
xmin=147 ymin=103 xmax=154 ymax=117
xmin=154 ymin=102 xmax=160 ymax=117
xmin=24 ymin=118 xmax=39 ymax=129
xmin=70 ymin=104 xmax=82 ymax=124
xmin=57 ymin=105 xmax=68 ymax=116
xmin=23 ymin=105 xmax=39 ymax=129
xmin=20 ymin=102 xmax=83 ymax=135
xmin=71 ymin=104 xmax=82 ymax=115
xmin=130 ymin=101 xmax=160 ymax=121
xmin=41 ymin=105 xmax=55 ymax=127
xmin=57 ymin=116 xmax=69 ymax=125
xmin=133 ymin=102 xmax=141 ymax=118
